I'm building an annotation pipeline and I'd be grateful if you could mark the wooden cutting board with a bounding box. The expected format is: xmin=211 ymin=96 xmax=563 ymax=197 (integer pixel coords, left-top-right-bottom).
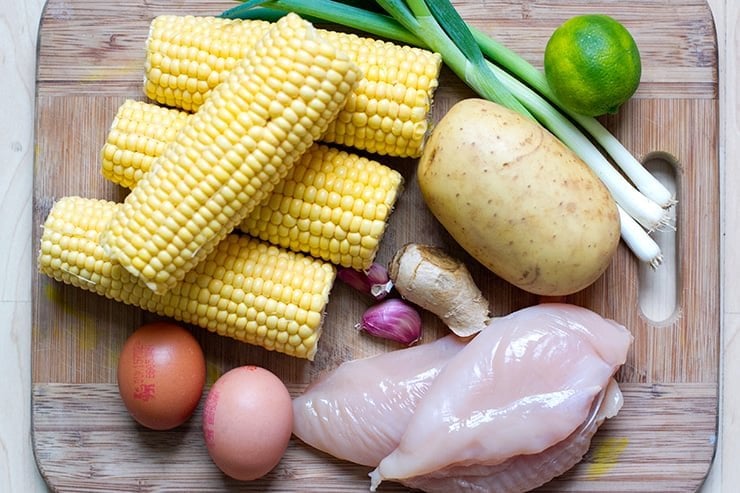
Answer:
xmin=31 ymin=0 xmax=720 ymax=491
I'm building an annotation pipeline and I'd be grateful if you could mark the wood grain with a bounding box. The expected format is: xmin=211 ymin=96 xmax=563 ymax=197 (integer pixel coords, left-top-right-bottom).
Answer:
xmin=32 ymin=383 xmax=716 ymax=492
xmin=30 ymin=0 xmax=720 ymax=491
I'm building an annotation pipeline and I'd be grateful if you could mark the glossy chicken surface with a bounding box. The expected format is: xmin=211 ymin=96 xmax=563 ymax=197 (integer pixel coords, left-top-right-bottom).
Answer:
xmin=293 ymin=334 xmax=467 ymax=466
xmin=293 ymin=304 xmax=633 ymax=492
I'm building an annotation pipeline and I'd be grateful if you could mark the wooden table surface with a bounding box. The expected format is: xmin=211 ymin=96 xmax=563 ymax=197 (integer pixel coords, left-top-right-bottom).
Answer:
xmin=1 ymin=1 xmax=736 ymax=491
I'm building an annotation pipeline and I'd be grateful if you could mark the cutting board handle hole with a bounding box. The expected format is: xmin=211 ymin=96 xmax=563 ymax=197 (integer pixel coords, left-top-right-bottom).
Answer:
xmin=638 ymin=154 xmax=678 ymax=324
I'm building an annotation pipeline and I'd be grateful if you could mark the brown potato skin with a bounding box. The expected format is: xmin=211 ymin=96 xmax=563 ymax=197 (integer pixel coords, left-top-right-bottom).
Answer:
xmin=418 ymin=99 xmax=620 ymax=296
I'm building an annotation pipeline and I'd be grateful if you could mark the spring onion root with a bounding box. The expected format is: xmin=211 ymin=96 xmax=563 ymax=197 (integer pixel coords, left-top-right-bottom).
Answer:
xmin=618 ymin=207 xmax=664 ymax=269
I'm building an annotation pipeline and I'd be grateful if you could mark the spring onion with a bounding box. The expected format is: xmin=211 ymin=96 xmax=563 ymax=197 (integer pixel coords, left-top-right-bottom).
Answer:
xmin=618 ymin=207 xmax=664 ymax=268
xmin=222 ymin=0 xmax=673 ymax=267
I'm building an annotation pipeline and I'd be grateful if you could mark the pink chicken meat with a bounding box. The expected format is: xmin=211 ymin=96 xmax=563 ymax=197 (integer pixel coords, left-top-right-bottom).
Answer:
xmin=293 ymin=303 xmax=632 ymax=492
xmin=292 ymin=334 xmax=467 ymax=466
xmin=371 ymin=303 xmax=632 ymax=491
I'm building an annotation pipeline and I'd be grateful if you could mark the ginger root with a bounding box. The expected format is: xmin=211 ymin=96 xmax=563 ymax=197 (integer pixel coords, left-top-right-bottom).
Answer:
xmin=388 ymin=243 xmax=490 ymax=337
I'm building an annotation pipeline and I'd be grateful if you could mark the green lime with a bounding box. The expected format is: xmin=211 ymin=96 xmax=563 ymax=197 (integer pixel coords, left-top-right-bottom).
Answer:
xmin=544 ymin=14 xmax=641 ymax=117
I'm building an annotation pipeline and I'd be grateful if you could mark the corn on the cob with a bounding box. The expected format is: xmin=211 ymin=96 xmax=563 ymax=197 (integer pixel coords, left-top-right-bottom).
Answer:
xmin=241 ymin=144 xmax=402 ymax=270
xmin=38 ymin=196 xmax=335 ymax=360
xmin=101 ymin=101 xmax=190 ymax=189
xmin=102 ymin=13 xmax=360 ymax=295
xmin=102 ymin=99 xmax=404 ymax=270
xmin=145 ymin=14 xmax=442 ymax=158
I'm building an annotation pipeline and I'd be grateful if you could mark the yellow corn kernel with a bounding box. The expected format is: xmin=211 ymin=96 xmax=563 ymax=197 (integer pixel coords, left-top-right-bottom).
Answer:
xmin=38 ymin=196 xmax=336 ymax=360
xmin=145 ymin=14 xmax=442 ymax=158
xmin=101 ymin=100 xmax=191 ymax=188
xmin=101 ymin=100 xmax=404 ymax=270
xmin=102 ymin=13 xmax=360 ymax=294
xmin=244 ymin=144 xmax=402 ymax=270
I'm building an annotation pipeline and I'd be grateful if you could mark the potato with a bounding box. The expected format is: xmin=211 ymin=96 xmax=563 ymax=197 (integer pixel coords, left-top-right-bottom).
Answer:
xmin=418 ymin=98 xmax=620 ymax=296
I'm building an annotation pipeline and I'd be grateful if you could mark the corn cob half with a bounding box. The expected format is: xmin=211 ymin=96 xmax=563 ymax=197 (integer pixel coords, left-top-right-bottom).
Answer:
xmin=39 ymin=196 xmax=335 ymax=360
xmin=145 ymin=14 xmax=442 ymax=158
xmin=101 ymin=101 xmax=191 ymax=189
xmin=102 ymin=99 xmax=404 ymax=270
xmin=102 ymin=13 xmax=360 ymax=295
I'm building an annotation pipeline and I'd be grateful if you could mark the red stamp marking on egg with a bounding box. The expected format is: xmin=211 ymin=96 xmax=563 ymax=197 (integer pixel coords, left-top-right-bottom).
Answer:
xmin=202 ymin=388 xmax=220 ymax=446
xmin=131 ymin=341 xmax=156 ymax=401
xmin=133 ymin=383 xmax=155 ymax=401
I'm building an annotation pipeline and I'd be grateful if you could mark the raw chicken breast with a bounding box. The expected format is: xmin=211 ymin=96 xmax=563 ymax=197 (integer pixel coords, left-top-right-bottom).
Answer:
xmin=401 ymin=378 xmax=624 ymax=493
xmin=292 ymin=334 xmax=467 ymax=466
xmin=369 ymin=303 xmax=633 ymax=491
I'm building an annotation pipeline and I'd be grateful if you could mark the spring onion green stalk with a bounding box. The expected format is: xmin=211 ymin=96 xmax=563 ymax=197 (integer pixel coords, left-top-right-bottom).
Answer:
xmin=222 ymin=0 xmax=669 ymax=266
xmin=400 ymin=0 xmax=532 ymax=118
xmin=228 ymin=0 xmax=531 ymax=118
xmin=223 ymin=3 xmax=422 ymax=44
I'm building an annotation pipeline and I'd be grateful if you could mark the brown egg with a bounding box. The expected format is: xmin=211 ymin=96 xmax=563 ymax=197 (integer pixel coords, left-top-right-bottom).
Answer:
xmin=117 ymin=322 xmax=206 ymax=430
xmin=202 ymin=365 xmax=293 ymax=481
